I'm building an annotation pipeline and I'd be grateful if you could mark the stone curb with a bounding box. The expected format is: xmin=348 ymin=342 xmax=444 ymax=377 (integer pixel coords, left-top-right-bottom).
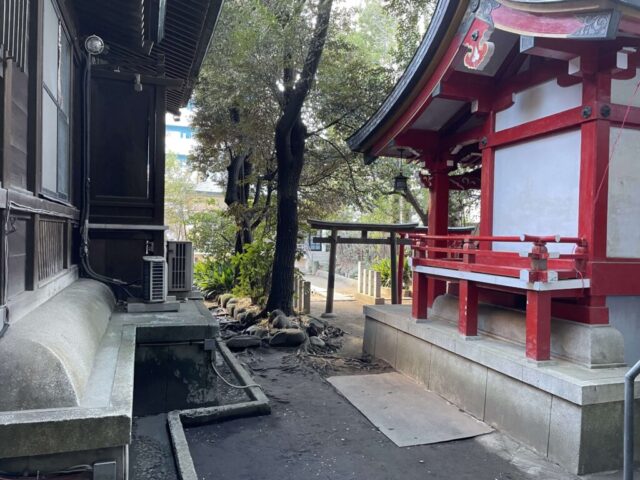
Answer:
xmin=167 ymin=339 xmax=271 ymax=480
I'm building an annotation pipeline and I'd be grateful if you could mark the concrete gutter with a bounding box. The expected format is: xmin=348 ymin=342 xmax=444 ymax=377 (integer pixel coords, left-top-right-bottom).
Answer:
xmin=168 ymin=340 xmax=271 ymax=480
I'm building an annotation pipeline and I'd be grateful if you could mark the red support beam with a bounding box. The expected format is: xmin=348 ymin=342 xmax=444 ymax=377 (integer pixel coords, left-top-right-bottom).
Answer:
xmin=525 ymin=290 xmax=552 ymax=361
xmin=412 ymin=272 xmax=428 ymax=320
xmin=397 ymin=238 xmax=405 ymax=305
xmin=426 ymin=168 xmax=449 ymax=307
xmin=479 ymin=113 xmax=495 ymax=249
xmin=485 ymin=106 xmax=588 ymax=149
xmin=458 ymin=280 xmax=479 ymax=337
xmin=579 ymin=67 xmax=611 ymax=263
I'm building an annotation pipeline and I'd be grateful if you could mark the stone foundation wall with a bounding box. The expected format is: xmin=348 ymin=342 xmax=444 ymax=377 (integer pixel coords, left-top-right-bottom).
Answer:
xmin=363 ymin=306 xmax=640 ymax=475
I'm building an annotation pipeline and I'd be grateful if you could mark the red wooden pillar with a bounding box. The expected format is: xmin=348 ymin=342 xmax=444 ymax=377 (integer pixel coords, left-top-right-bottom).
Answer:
xmin=459 ymin=240 xmax=478 ymax=336
xmin=479 ymin=112 xmax=495 ymax=250
xmin=427 ymin=167 xmax=449 ymax=307
xmin=525 ymin=290 xmax=552 ymax=361
xmin=412 ymin=271 xmax=428 ymax=320
xmin=458 ymin=280 xmax=478 ymax=336
xmin=577 ymin=64 xmax=610 ymax=324
xmin=397 ymin=236 xmax=405 ymax=305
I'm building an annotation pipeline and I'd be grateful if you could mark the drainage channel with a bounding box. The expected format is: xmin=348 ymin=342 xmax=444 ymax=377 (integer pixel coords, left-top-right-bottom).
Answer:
xmin=130 ymin=337 xmax=270 ymax=480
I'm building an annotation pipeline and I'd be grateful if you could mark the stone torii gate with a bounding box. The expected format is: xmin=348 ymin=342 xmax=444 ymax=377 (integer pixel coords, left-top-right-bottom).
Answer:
xmin=308 ymin=219 xmax=475 ymax=317
xmin=308 ymin=220 xmax=418 ymax=317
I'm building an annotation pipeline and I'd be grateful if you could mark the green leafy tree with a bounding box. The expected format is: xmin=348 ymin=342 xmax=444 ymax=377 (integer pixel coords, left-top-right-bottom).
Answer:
xmin=164 ymin=152 xmax=196 ymax=240
xmin=187 ymin=207 xmax=237 ymax=258
xmin=192 ymin=0 xmax=404 ymax=314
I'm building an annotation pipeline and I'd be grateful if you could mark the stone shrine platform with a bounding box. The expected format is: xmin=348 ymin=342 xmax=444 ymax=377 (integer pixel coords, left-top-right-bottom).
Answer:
xmin=363 ymin=301 xmax=640 ymax=475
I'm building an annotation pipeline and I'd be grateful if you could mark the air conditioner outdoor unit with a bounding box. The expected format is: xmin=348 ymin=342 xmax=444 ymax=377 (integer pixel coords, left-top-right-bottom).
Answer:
xmin=166 ymin=241 xmax=194 ymax=292
xmin=142 ymin=256 xmax=167 ymax=303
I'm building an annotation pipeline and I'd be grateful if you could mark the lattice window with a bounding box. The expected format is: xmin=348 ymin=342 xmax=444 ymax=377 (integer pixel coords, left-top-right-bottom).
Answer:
xmin=38 ymin=219 xmax=65 ymax=281
xmin=0 ymin=0 xmax=30 ymax=72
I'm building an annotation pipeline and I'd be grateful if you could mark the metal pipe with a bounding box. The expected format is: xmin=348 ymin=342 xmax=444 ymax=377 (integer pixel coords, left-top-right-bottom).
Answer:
xmin=625 ymin=360 xmax=640 ymax=479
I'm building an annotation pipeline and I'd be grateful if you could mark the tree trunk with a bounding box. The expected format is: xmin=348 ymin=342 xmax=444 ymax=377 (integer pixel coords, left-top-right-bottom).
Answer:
xmin=265 ymin=0 xmax=334 ymax=314
xmin=266 ymin=120 xmax=305 ymax=314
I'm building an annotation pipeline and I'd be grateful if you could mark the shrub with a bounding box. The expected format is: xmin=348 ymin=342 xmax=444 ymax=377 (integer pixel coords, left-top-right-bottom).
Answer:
xmin=371 ymin=257 xmax=411 ymax=289
xmin=194 ymin=257 xmax=235 ymax=299
xmin=231 ymin=235 xmax=275 ymax=306
xmin=187 ymin=208 xmax=237 ymax=259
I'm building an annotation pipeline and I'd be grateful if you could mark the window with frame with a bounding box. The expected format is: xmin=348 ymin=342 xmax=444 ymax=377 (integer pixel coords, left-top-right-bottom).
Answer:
xmin=41 ymin=0 xmax=71 ymax=200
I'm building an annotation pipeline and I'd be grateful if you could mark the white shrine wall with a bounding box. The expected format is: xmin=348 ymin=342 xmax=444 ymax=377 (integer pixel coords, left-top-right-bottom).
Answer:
xmin=495 ymin=79 xmax=583 ymax=132
xmin=612 ymin=67 xmax=640 ymax=108
xmin=607 ymin=296 xmax=640 ymax=365
xmin=492 ymin=130 xmax=581 ymax=254
xmin=607 ymin=127 xmax=640 ymax=258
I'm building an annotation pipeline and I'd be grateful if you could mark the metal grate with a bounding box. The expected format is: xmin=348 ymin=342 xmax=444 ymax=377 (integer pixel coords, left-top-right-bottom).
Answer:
xmin=38 ymin=219 xmax=65 ymax=281
xmin=171 ymin=241 xmax=186 ymax=289
xmin=142 ymin=256 xmax=166 ymax=302
xmin=1 ymin=0 xmax=30 ymax=72
xmin=167 ymin=241 xmax=193 ymax=292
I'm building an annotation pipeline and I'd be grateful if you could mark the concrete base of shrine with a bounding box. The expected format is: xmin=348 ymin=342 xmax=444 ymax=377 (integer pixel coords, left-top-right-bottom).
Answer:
xmin=363 ymin=302 xmax=640 ymax=475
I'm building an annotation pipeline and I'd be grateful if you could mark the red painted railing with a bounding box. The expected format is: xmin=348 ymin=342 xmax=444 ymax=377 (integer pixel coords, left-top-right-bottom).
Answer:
xmin=406 ymin=233 xmax=588 ymax=282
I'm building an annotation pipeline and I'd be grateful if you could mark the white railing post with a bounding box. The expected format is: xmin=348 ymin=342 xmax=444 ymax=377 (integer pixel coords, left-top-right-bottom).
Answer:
xmin=303 ymin=281 xmax=311 ymax=314
xmin=368 ymin=270 xmax=375 ymax=297
xmin=373 ymin=270 xmax=381 ymax=299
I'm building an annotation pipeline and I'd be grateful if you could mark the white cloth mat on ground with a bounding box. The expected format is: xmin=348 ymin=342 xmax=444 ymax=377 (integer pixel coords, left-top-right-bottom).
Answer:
xmin=327 ymin=372 xmax=492 ymax=447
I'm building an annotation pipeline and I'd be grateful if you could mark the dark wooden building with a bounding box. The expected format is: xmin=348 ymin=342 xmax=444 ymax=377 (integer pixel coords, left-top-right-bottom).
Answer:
xmin=0 ymin=0 xmax=221 ymax=320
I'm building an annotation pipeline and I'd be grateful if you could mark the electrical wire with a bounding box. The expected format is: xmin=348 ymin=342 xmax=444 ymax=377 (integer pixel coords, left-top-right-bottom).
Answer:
xmin=78 ymin=52 xmax=135 ymax=299
xmin=0 ymin=198 xmax=11 ymax=340
xmin=211 ymin=358 xmax=262 ymax=390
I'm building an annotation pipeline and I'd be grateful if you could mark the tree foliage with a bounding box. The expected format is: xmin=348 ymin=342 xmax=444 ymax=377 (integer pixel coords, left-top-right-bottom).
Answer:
xmin=164 ymin=152 xmax=197 ymax=240
xmin=190 ymin=0 xmax=443 ymax=312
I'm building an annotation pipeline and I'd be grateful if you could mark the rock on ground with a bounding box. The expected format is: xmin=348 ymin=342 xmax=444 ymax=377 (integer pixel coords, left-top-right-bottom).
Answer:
xmin=226 ymin=335 xmax=262 ymax=350
xmin=269 ymin=329 xmax=307 ymax=347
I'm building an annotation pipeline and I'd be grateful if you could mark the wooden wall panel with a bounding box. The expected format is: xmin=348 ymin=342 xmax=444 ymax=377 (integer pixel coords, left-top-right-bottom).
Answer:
xmin=90 ymin=78 xmax=157 ymax=217
xmin=7 ymin=67 xmax=29 ymax=190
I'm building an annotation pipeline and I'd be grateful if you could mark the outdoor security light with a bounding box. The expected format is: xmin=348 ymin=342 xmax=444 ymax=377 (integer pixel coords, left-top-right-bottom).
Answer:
xmin=84 ymin=35 xmax=105 ymax=55
xmin=134 ymin=73 xmax=143 ymax=92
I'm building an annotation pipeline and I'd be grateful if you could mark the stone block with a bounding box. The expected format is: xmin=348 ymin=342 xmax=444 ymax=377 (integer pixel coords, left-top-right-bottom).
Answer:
xmin=374 ymin=321 xmax=398 ymax=368
xmin=363 ymin=318 xmax=377 ymax=355
xmin=579 ymin=401 xmax=625 ymax=474
xmin=548 ymin=396 xmax=582 ymax=473
xmin=484 ymin=370 xmax=552 ymax=456
xmin=395 ymin=332 xmax=431 ymax=387
xmin=429 ymin=346 xmax=487 ymax=419
xmin=432 ymin=294 xmax=625 ymax=368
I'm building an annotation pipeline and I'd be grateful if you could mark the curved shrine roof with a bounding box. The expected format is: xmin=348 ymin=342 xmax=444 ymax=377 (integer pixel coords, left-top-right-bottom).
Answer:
xmin=347 ymin=0 xmax=640 ymax=159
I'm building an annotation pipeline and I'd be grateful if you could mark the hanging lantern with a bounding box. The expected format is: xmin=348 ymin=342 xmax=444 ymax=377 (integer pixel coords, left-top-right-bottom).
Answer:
xmin=393 ymin=147 xmax=408 ymax=193
xmin=393 ymin=173 xmax=408 ymax=193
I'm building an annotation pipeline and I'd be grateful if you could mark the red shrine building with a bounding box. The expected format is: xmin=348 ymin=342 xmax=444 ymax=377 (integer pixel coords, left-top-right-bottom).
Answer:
xmin=349 ymin=0 xmax=640 ymax=474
